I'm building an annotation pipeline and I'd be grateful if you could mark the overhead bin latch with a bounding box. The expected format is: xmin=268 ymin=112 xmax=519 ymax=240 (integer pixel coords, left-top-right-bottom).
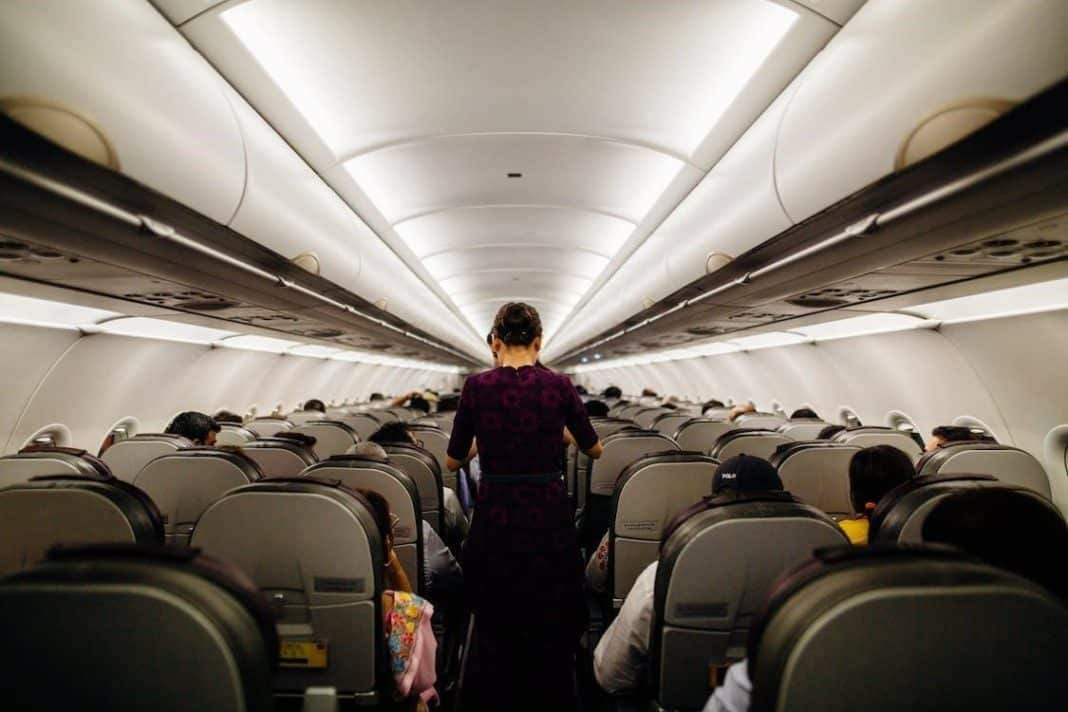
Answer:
xmin=845 ymin=214 xmax=880 ymax=238
xmin=136 ymin=214 xmax=176 ymax=239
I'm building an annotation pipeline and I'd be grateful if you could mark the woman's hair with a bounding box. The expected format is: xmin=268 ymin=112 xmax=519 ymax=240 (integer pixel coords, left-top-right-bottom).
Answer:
xmin=492 ymin=302 xmax=542 ymax=347
xmin=356 ymin=488 xmax=393 ymax=554
xmin=818 ymin=424 xmax=846 ymax=440
xmin=848 ymin=445 xmax=915 ymax=516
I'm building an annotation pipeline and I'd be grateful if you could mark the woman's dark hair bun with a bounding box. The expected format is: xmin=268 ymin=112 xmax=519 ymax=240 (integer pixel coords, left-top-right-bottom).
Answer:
xmin=492 ymin=302 xmax=543 ymax=347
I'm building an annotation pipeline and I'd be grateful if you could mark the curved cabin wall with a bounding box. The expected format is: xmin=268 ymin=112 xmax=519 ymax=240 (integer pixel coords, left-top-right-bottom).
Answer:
xmin=0 ymin=321 xmax=459 ymax=457
xmin=575 ymin=308 xmax=1068 ymax=513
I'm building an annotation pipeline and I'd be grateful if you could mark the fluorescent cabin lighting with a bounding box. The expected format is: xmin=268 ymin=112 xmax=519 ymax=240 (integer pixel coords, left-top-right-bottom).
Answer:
xmin=218 ymin=334 xmax=303 ymax=353
xmin=795 ymin=313 xmax=929 ymax=342
xmin=730 ymin=331 xmax=807 ymax=350
xmin=98 ymin=317 xmax=237 ymax=344
xmin=0 ymin=292 xmax=119 ymax=329
xmin=912 ymin=277 xmax=1068 ymax=323
xmin=289 ymin=344 xmax=342 ymax=358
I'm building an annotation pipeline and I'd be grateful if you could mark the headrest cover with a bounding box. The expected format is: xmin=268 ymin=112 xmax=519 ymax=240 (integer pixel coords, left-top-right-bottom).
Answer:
xmin=713 ymin=455 xmax=782 ymax=494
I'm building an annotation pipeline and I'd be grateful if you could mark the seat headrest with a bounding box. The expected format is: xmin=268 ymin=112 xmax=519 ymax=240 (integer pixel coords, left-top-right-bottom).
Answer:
xmin=660 ymin=490 xmax=805 ymax=549
xmin=869 ymin=473 xmax=997 ymax=537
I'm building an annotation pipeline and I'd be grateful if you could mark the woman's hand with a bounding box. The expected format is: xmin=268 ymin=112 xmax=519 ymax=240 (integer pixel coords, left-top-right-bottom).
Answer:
xmin=583 ymin=440 xmax=604 ymax=460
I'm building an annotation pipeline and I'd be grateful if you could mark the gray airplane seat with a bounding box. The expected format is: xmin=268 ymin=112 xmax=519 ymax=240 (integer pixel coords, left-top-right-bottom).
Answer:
xmin=333 ymin=411 xmax=384 ymax=441
xmin=573 ymin=419 xmax=644 ymax=508
xmin=133 ymin=448 xmax=263 ymax=546
xmin=769 ymin=441 xmax=862 ymax=518
xmin=381 ymin=442 xmax=445 ymax=534
xmin=216 ymin=423 xmax=257 ymax=447
xmin=244 ymin=416 xmax=295 ymax=438
xmin=607 ymin=452 xmax=719 ymax=607
xmin=710 ymin=429 xmax=793 ymax=463
xmin=241 ymin=437 xmax=319 ymax=478
xmin=301 ymin=456 xmax=425 ymax=596
xmin=101 ymin=433 xmax=192 ymax=482
xmin=289 ymin=420 xmax=359 ymax=459
xmin=0 ymin=475 xmax=163 ymax=576
xmin=747 ymin=546 xmax=1068 ymax=711
xmin=778 ymin=419 xmax=828 ymax=441
xmin=673 ymin=418 xmax=736 ymax=454
xmin=0 ymin=543 xmax=277 ymax=711
xmin=915 ymin=441 xmax=1052 ymax=499
xmin=634 ymin=407 xmax=669 ymax=429
xmin=0 ymin=445 xmax=113 ymax=488
xmin=582 ymin=430 xmax=679 ymax=552
xmin=406 ymin=424 xmax=453 ymax=490
xmin=651 ymin=492 xmax=849 ymax=711
xmin=191 ymin=478 xmax=388 ymax=703
xmin=606 ymin=400 xmax=631 ymax=417
xmin=733 ymin=412 xmax=788 ymax=430
xmin=652 ymin=411 xmax=693 ymax=437
xmin=834 ymin=425 xmax=923 ymax=459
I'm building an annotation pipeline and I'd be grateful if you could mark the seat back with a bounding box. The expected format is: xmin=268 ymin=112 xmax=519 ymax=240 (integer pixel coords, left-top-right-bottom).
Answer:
xmin=778 ymin=419 xmax=828 ymax=441
xmin=215 ymin=423 xmax=257 ymax=447
xmin=101 ymin=434 xmax=191 ymax=482
xmin=241 ymin=438 xmax=319 ymax=478
xmin=132 ymin=449 xmax=262 ymax=546
xmin=290 ymin=420 xmax=359 ymax=459
xmin=381 ymin=443 xmax=445 ymax=534
xmin=0 ymin=446 xmax=111 ymax=488
xmin=674 ymin=418 xmax=735 ymax=454
xmin=834 ymin=425 xmax=923 ymax=459
xmin=652 ymin=411 xmax=693 ymax=437
xmin=287 ymin=410 xmax=328 ymax=426
xmin=608 ymin=452 xmax=719 ymax=606
xmin=407 ymin=424 xmax=454 ymax=490
xmin=733 ymin=412 xmax=787 ymax=430
xmin=653 ymin=495 xmax=848 ymax=710
xmin=191 ymin=479 xmax=386 ymax=701
xmin=244 ymin=417 xmax=295 ymax=438
xmin=381 ymin=407 xmax=411 ymax=422
xmin=573 ymin=419 xmax=643 ymax=508
xmin=616 ymin=403 xmax=644 ymax=419
xmin=333 ymin=412 xmax=384 ymax=442
xmin=916 ymin=441 xmax=1052 ymax=499
xmin=710 ymin=430 xmax=793 ymax=462
xmin=748 ymin=547 xmax=1068 ymax=711
xmin=633 ymin=408 xmax=669 ymax=429
xmin=0 ymin=544 xmax=277 ymax=711
xmin=301 ymin=458 xmax=424 ymax=595
xmin=0 ymin=477 xmax=163 ymax=576
xmin=770 ymin=442 xmax=861 ymax=517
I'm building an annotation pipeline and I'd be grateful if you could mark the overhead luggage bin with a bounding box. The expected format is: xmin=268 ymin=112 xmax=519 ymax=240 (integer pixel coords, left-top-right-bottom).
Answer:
xmin=0 ymin=446 xmax=112 ymax=488
xmin=916 ymin=441 xmax=1053 ymax=500
xmin=100 ymin=434 xmax=192 ymax=483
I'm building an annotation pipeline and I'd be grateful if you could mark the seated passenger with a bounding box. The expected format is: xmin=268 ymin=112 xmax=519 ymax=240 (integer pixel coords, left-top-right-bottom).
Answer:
xmin=302 ymin=399 xmax=326 ymax=413
xmin=390 ymin=391 xmax=431 ymax=414
xmin=790 ymin=407 xmax=819 ymax=419
xmin=437 ymin=393 xmax=459 ymax=413
xmin=817 ymin=424 xmax=846 ymax=440
xmin=727 ymin=402 xmax=756 ymax=422
xmin=584 ymin=399 xmax=610 ymax=418
xmin=701 ymin=399 xmax=725 ymax=414
xmin=213 ymin=410 xmax=244 ymax=424
xmin=370 ymin=392 xmax=385 ymax=402
xmin=839 ymin=445 xmax=915 ymax=545
xmin=925 ymin=424 xmax=983 ymax=451
xmin=576 ymin=385 xmax=588 ymax=396
xmin=603 ymin=385 xmax=623 ymax=400
xmin=165 ymin=411 xmax=220 ymax=447
xmin=593 ymin=455 xmax=783 ymax=695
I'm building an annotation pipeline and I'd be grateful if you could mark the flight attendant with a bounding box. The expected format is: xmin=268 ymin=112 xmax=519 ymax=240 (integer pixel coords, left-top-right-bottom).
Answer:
xmin=447 ymin=302 xmax=603 ymax=711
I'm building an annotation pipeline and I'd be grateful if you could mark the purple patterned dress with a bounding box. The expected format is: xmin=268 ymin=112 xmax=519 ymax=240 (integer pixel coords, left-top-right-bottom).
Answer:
xmin=447 ymin=365 xmax=598 ymax=711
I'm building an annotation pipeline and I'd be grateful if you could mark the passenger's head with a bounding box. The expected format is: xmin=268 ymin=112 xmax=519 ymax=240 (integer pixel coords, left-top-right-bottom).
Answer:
xmin=848 ymin=445 xmax=915 ymax=517
xmin=492 ymin=302 xmax=543 ymax=355
xmin=701 ymin=399 xmax=725 ymax=414
xmin=817 ymin=424 xmax=846 ymax=440
xmin=603 ymin=385 xmax=623 ymax=400
xmin=790 ymin=407 xmax=819 ymax=420
xmin=641 ymin=388 xmax=658 ymax=398
xmin=584 ymin=400 xmax=609 ymax=418
xmin=712 ymin=455 xmax=783 ymax=497
xmin=213 ymin=410 xmax=243 ymax=424
xmin=351 ymin=441 xmax=389 ymax=462
xmin=926 ymin=425 xmax=978 ymax=452
xmin=922 ymin=489 xmax=1068 ymax=599
xmin=370 ymin=422 xmax=416 ymax=446
xmin=165 ymin=411 xmax=220 ymax=446
xmin=575 ymin=385 xmax=588 ymax=396
xmin=369 ymin=393 xmax=385 ymax=402
xmin=303 ymin=399 xmax=326 ymax=413
xmin=408 ymin=396 xmax=431 ymax=414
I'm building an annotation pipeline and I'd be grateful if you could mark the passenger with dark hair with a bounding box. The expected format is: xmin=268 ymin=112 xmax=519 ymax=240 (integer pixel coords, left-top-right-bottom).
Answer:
xmin=817 ymin=424 xmax=846 ymax=440
xmin=408 ymin=396 xmax=431 ymax=414
xmin=790 ymin=407 xmax=819 ymax=420
xmin=370 ymin=422 xmax=418 ymax=447
xmin=702 ymin=399 xmax=725 ymax=412
xmin=165 ymin=411 xmax=220 ymax=447
xmin=641 ymin=388 xmax=658 ymax=398
xmin=447 ymin=301 xmax=602 ymax=712
xmin=839 ymin=445 xmax=915 ymax=545
xmin=213 ymin=410 xmax=244 ymax=424
xmin=603 ymin=385 xmax=623 ymax=400
xmin=303 ymin=398 xmax=326 ymax=413
xmin=576 ymin=385 xmax=588 ymax=396
xmin=584 ymin=399 xmax=610 ymax=418
xmin=436 ymin=393 xmax=460 ymax=413
xmin=926 ymin=424 xmax=981 ymax=452
xmin=369 ymin=392 xmax=385 ymax=402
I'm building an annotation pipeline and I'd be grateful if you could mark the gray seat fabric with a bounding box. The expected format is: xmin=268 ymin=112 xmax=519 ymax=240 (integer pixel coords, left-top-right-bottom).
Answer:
xmin=634 ymin=408 xmax=669 ymax=429
xmin=133 ymin=449 xmax=262 ymax=546
xmin=101 ymin=434 xmax=191 ymax=482
xmin=288 ymin=410 xmax=329 ymax=426
xmin=652 ymin=412 xmax=694 ymax=438
xmin=573 ymin=419 xmax=643 ymax=508
xmin=0 ymin=546 xmax=276 ymax=712
xmin=770 ymin=442 xmax=862 ymax=517
xmin=381 ymin=443 xmax=445 ymax=534
xmin=748 ymin=547 xmax=1068 ymax=712
xmin=778 ymin=419 xmax=828 ymax=441
xmin=0 ymin=477 xmax=163 ymax=576
xmin=332 ymin=412 xmax=383 ymax=442
xmin=191 ymin=479 xmax=386 ymax=702
xmin=834 ymin=425 xmax=923 ymax=459
xmin=407 ymin=424 xmax=454 ymax=491
xmin=916 ymin=441 xmax=1052 ymax=499
xmin=710 ymin=430 xmax=793 ymax=462
xmin=608 ymin=452 xmax=719 ymax=607
xmin=290 ymin=420 xmax=359 ymax=459
xmin=674 ymin=418 xmax=736 ymax=454
xmin=215 ymin=424 xmax=257 ymax=447
xmin=244 ymin=417 xmax=295 ymax=438
xmin=301 ymin=457 xmax=425 ymax=596
xmin=0 ymin=447 xmax=112 ymax=488
xmin=733 ymin=413 xmax=787 ymax=430
xmin=241 ymin=438 xmax=318 ymax=478
xmin=652 ymin=493 xmax=847 ymax=710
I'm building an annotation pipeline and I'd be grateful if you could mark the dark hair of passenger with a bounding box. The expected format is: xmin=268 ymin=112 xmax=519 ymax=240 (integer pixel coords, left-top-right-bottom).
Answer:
xmin=922 ymin=489 xmax=1068 ymax=600
xmin=165 ymin=411 xmax=220 ymax=444
xmin=818 ymin=424 xmax=846 ymax=440
xmin=369 ymin=393 xmax=385 ymax=402
xmin=303 ymin=399 xmax=326 ymax=413
xmin=213 ymin=410 xmax=243 ymax=424
xmin=584 ymin=400 xmax=610 ymax=417
xmin=931 ymin=425 xmax=979 ymax=444
xmin=354 ymin=488 xmax=393 ymax=556
xmin=575 ymin=385 xmax=588 ymax=395
xmin=369 ymin=422 xmax=415 ymax=446
xmin=641 ymin=388 xmax=658 ymax=397
xmin=701 ymin=399 xmax=725 ymax=413
xmin=274 ymin=432 xmax=317 ymax=448
xmin=492 ymin=302 xmax=543 ymax=347
xmin=848 ymin=445 xmax=915 ymax=516
xmin=408 ymin=396 xmax=431 ymax=414
xmin=603 ymin=385 xmax=623 ymax=399
xmin=662 ymin=402 xmax=677 ymax=410
xmin=437 ymin=394 xmax=460 ymax=413
xmin=790 ymin=407 xmax=819 ymax=420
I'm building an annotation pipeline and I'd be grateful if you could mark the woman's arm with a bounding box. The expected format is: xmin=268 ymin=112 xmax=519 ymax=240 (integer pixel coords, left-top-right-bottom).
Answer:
xmin=584 ymin=441 xmax=604 ymax=460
